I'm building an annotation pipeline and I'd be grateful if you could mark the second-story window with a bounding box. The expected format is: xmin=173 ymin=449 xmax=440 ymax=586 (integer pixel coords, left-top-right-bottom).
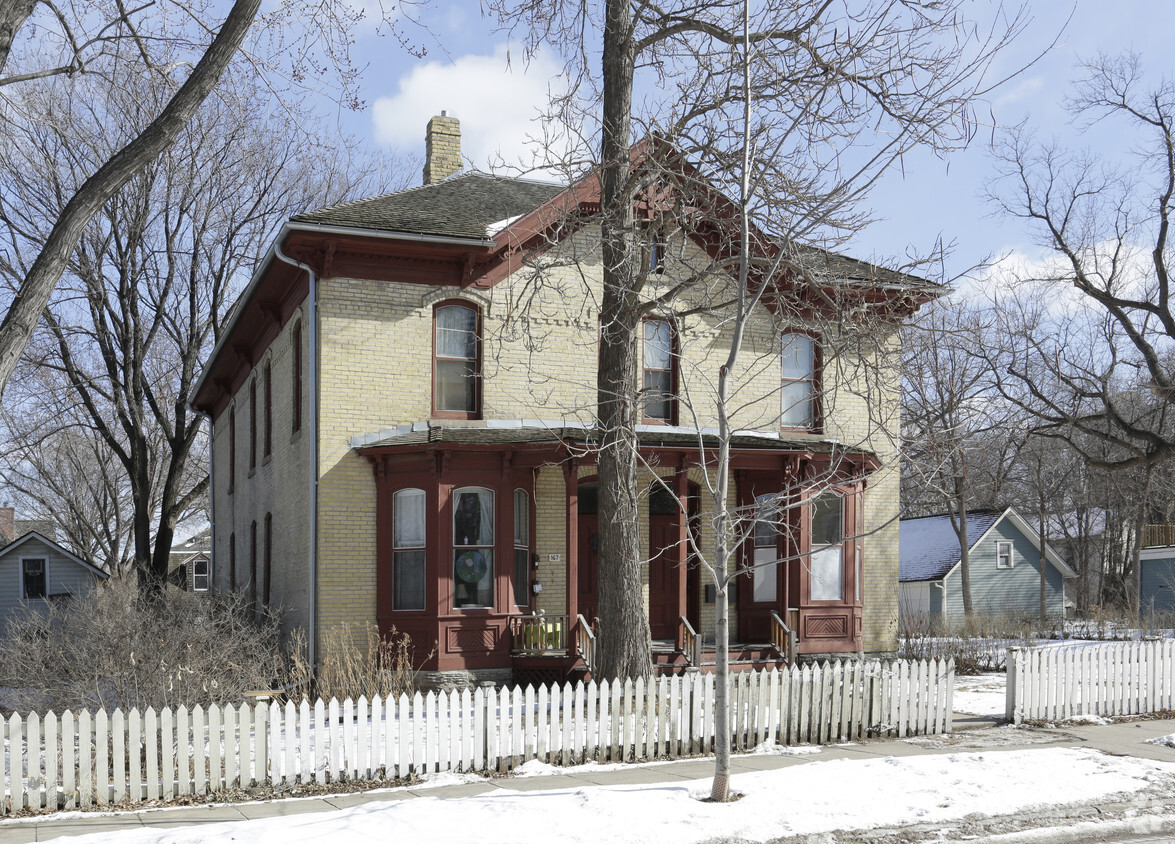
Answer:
xmin=642 ymin=318 xmax=676 ymax=423
xmin=434 ymin=303 xmax=480 ymax=417
xmin=263 ymin=361 xmax=272 ymax=458
xmin=781 ymin=333 xmax=817 ymax=430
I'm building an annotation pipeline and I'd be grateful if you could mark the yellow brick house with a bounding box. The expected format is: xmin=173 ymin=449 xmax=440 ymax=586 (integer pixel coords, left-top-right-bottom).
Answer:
xmin=191 ymin=115 xmax=933 ymax=687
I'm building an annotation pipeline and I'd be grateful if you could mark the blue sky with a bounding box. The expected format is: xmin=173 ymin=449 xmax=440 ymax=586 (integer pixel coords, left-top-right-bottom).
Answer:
xmin=322 ymin=0 xmax=1175 ymax=283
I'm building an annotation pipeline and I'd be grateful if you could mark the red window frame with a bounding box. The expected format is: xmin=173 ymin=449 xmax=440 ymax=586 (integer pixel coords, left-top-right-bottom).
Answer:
xmin=432 ymin=301 xmax=482 ymax=420
xmin=641 ymin=318 xmax=677 ymax=424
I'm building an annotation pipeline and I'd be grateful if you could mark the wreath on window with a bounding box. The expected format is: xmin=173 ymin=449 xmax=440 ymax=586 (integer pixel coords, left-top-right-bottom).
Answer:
xmin=455 ymin=550 xmax=488 ymax=583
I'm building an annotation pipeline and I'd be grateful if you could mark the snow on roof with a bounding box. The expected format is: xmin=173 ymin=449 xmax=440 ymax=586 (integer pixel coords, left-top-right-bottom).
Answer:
xmin=898 ymin=511 xmax=1003 ymax=582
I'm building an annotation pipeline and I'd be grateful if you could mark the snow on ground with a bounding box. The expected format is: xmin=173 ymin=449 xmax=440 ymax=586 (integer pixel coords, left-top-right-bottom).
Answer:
xmin=951 ymin=672 xmax=1007 ymax=719
xmin=1148 ymin=734 xmax=1175 ymax=748
xmin=36 ymin=748 xmax=1175 ymax=844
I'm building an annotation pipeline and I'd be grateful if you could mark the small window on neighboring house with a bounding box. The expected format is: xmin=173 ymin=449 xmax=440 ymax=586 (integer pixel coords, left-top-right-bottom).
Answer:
xmin=22 ymin=558 xmax=46 ymax=599
xmin=192 ymin=558 xmax=210 ymax=592
xmin=752 ymin=494 xmax=779 ymax=603
xmin=249 ymin=379 xmax=257 ymax=470
xmin=514 ymin=489 xmax=530 ymax=608
xmin=228 ymin=408 xmax=236 ymax=493
xmin=810 ymin=493 xmax=844 ymax=601
xmin=263 ymin=361 xmax=272 ymax=458
xmin=642 ymin=319 xmax=676 ymax=423
xmin=292 ymin=320 xmax=303 ymax=434
xmin=249 ymin=520 xmax=258 ymax=607
xmin=263 ymin=513 xmax=272 ymax=605
xmin=453 ymin=487 xmax=494 ymax=608
xmin=781 ymin=333 xmax=817 ymax=429
xmin=394 ymin=489 xmax=427 ymax=611
xmin=434 ymin=303 xmax=480 ymax=417
xmin=997 ymin=540 xmax=1013 ymax=569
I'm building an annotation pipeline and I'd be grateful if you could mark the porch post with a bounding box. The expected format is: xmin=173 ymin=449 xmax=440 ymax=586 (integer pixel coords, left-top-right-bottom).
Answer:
xmin=564 ymin=459 xmax=579 ymax=625
xmin=674 ymin=458 xmax=689 ymax=650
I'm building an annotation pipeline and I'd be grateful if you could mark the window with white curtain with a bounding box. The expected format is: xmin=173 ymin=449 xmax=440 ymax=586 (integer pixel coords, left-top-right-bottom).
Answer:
xmin=393 ymin=488 xmax=427 ymax=611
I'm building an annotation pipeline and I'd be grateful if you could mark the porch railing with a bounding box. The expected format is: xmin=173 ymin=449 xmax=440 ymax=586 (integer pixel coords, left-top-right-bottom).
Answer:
xmin=1143 ymin=524 xmax=1175 ymax=548
xmin=680 ymin=616 xmax=701 ymax=667
xmin=508 ymin=614 xmax=570 ymax=653
xmin=770 ymin=609 xmax=799 ymax=666
xmin=575 ymin=614 xmax=596 ymax=673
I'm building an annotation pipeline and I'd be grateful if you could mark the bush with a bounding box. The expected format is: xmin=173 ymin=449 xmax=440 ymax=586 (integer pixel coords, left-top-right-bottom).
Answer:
xmin=285 ymin=622 xmax=431 ymax=703
xmin=899 ymin=610 xmax=1034 ymax=674
xmin=0 ymin=575 xmax=285 ymax=713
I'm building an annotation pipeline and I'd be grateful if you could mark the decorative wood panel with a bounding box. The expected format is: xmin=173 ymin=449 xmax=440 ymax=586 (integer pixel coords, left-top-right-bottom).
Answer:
xmin=447 ymin=625 xmax=498 ymax=653
xmin=803 ymin=613 xmax=849 ymax=639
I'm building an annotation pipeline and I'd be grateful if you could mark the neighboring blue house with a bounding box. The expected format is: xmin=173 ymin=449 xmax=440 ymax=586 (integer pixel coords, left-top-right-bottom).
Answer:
xmin=1140 ymin=546 xmax=1175 ymax=614
xmin=899 ymin=508 xmax=1076 ymax=623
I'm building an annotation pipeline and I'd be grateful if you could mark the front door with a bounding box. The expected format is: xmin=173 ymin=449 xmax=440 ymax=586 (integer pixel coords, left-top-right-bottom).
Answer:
xmin=577 ymin=482 xmax=600 ymax=625
xmin=648 ymin=513 xmax=679 ymax=639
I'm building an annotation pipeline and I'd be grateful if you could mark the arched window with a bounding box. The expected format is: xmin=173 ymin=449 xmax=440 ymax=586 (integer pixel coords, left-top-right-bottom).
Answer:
xmin=781 ymin=333 xmax=818 ymax=430
xmin=434 ymin=303 xmax=480 ymax=417
xmin=810 ymin=493 xmax=843 ymax=601
xmin=452 ymin=486 xmax=493 ymax=608
xmin=642 ymin=318 xmax=676 ymax=423
xmin=393 ymin=488 xmax=427 ymax=611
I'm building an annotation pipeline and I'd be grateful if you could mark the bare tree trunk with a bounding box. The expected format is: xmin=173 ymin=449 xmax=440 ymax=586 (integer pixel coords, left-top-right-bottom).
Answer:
xmin=0 ymin=0 xmax=37 ymax=75
xmin=0 ymin=0 xmax=261 ymax=401
xmin=594 ymin=0 xmax=652 ymax=680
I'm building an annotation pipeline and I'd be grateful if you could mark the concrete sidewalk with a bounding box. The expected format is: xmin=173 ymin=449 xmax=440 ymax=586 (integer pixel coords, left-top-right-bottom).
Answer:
xmin=1 ymin=714 xmax=1173 ymax=843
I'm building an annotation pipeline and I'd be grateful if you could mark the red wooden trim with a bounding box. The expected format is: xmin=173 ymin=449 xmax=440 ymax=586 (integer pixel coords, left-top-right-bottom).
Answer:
xmin=431 ymin=299 xmax=482 ymax=420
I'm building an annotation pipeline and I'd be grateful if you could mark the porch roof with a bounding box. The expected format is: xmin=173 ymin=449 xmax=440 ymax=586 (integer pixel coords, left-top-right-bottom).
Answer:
xmin=353 ymin=423 xmax=876 ymax=460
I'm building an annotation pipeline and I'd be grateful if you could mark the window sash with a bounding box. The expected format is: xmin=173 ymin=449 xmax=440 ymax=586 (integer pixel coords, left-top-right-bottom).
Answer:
xmin=997 ymin=541 xmax=1013 ymax=569
xmin=453 ymin=487 xmax=494 ymax=609
xmin=781 ymin=333 xmax=816 ymax=428
xmin=810 ymin=546 xmax=843 ymax=601
xmin=394 ymin=550 xmax=427 ymax=611
xmin=22 ymin=559 xmax=46 ymax=599
xmin=394 ymin=489 xmax=427 ymax=611
xmin=193 ymin=559 xmax=210 ymax=592
xmin=752 ymin=547 xmax=777 ymax=602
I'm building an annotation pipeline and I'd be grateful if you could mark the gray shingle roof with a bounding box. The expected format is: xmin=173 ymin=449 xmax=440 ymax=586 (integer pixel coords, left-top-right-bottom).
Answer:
xmin=898 ymin=511 xmax=1004 ymax=582
xmin=290 ymin=172 xmax=564 ymax=240
xmin=354 ymin=424 xmax=863 ymax=455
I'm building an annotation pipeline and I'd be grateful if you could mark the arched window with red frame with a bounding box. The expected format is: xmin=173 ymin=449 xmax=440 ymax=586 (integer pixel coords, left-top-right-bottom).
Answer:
xmin=434 ymin=302 xmax=481 ymax=418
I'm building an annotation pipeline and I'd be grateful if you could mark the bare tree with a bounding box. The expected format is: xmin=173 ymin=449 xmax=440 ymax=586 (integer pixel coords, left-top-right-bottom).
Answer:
xmin=0 ymin=59 xmax=404 ymax=587
xmin=493 ymin=0 xmax=1034 ymax=693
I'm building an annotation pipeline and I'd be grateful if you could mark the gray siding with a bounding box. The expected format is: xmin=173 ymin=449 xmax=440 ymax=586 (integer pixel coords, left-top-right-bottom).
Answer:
xmin=0 ymin=536 xmax=103 ymax=625
xmin=1141 ymin=555 xmax=1175 ymax=613
xmin=941 ymin=518 xmax=1065 ymax=621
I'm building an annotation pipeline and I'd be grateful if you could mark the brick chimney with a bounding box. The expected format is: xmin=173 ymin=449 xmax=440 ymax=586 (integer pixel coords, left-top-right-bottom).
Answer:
xmin=423 ymin=112 xmax=462 ymax=185
xmin=0 ymin=506 xmax=14 ymax=546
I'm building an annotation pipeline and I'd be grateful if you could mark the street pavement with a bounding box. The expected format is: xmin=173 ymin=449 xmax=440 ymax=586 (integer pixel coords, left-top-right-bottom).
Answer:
xmin=2 ymin=713 xmax=1174 ymax=843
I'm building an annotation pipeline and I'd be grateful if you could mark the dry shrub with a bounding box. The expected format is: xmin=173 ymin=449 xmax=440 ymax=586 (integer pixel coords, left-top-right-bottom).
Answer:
xmin=899 ymin=610 xmax=1034 ymax=674
xmin=0 ymin=574 xmax=284 ymax=714
xmin=285 ymin=622 xmax=431 ymax=702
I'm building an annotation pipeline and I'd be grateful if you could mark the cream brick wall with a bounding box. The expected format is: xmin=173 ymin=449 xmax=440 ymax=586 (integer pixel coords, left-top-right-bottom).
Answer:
xmin=216 ymin=223 xmax=903 ymax=655
xmin=211 ymin=308 xmax=312 ymax=638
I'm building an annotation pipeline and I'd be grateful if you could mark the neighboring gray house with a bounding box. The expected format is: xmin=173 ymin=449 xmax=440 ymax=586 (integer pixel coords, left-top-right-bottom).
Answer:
xmin=169 ymin=528 xmax=211 ymax=592
xmin=1140 ymin=545 xmax=1175 ymax=614
xmin=898 ymin=508 xmax=1076 ymax=623
xmin=0 ymin=530 xmax=108 ymax=624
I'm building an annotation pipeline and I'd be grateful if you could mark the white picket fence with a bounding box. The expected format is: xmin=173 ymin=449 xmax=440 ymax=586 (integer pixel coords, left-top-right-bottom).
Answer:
xmin=1006 ymin=641 xmax=1175 ymax=724
xmin=3 ymin=659 xmax=953 ymax=812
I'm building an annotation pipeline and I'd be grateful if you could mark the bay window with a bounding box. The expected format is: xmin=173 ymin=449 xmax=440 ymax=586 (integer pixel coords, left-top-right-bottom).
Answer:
xmin=453 ymin=486 xmax=494 ymax=608
xmin=393 ymin=488 xmax=427 ymax=611
xmin=810 ymin=492 xmax=843 ymax=601
xmin=513 ymin=489 xmax=530 ymax=608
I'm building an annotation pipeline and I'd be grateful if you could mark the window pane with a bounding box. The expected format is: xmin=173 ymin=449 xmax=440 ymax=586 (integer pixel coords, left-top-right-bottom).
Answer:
xmin=649 ymin=485 xmax=677 ymax=515
xmin=394 ymin=489 xmax=427 ymax=548
xmin=394 ymin=549 xmax=426 ymax=610
xmin=23 ymin=559 xmax=46 ymax=599
xmin=781 ymin=379 xmax=813 ymax=428
xmin=514 ymin=548 xmax=529 ymax=607
xmin=781 ymin=334 xmax=813 ymax=378
xmin=811 ymin=546 xmax=843 ymax=601
xmin=812 ymin=494 xmax=842 ymax=546
xmin=454 ymin=549 xmax=493 ymax=607
xmin=454 ymin=488 xmax=494 ymax=546
xmin=754 ymin=493 xmax=778 ymax=547
xmin=514 ymin=490 xmax=529 ymax=546
xmin=437 ymin=359 xmax=477 ymax=412
xmin=436 ymin=306 xmax=477 ymax=359
xmin=644 ymin=320 xmax=672 ymax=369
xmin=753 ymin=547 xmax=777 ymax=602
xmin=644 ymin=369 xmax=673 ymax=419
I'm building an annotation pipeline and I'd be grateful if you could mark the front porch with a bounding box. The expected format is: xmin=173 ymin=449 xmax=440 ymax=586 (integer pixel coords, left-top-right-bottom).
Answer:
xmin=505 ymin=610 xmax=798 ymax=686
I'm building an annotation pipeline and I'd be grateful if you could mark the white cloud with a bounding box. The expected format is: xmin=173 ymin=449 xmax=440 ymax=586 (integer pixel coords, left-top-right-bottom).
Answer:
xmin=372 ymin=46 xmax=569 ymax=177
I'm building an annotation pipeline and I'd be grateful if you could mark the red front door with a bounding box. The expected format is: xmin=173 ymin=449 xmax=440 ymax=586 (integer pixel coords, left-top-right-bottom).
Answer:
xmin=649 ymin=514 xmax=678 ymax=640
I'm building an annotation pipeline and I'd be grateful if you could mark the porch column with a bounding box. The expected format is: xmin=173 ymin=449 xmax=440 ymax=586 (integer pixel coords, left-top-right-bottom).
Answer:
xmin=674 ymin=459 xmax=689 ymax=650
xmin=564 ymin=459 xmax=579 ymax=626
